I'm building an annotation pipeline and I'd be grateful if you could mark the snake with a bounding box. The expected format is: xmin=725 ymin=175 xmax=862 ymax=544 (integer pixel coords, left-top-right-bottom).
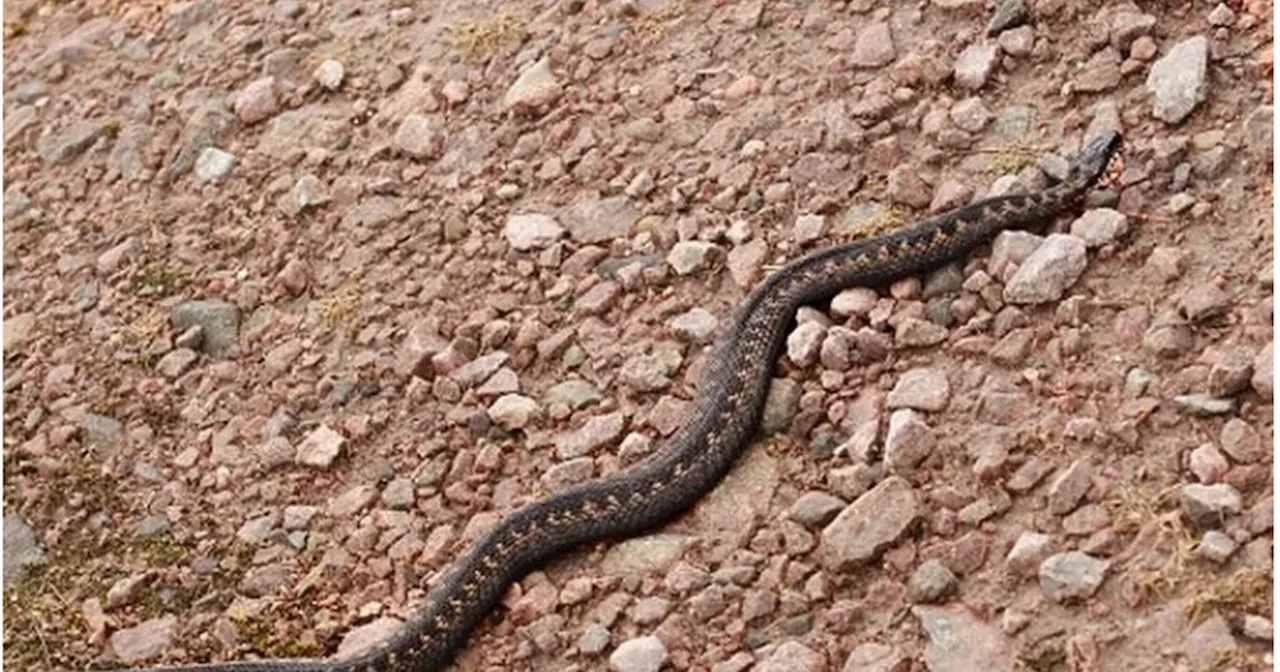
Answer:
xmin=108 ymin=131 xmax=1122 ymax=672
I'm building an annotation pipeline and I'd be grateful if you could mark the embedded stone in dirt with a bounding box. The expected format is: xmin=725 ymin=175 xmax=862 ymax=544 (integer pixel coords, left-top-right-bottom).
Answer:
xmin=336 ymin=617 xmax=403 ymax=660
xmin=171 ymin=300 xmax=240 ymax=358
xmin=3 ymin=516 xmax=46 ymax=588
xmin=913 ymin=605 xmax=1013 ymax=672
xmin=600 ymin=534 xmax=691 ymax=577
xmin=109 ymin=615 xmax=177 ymax=664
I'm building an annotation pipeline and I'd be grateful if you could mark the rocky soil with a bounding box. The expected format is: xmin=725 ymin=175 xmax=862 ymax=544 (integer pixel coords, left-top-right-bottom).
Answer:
xmin=2 ymin=0 xmax=1274 ymax=671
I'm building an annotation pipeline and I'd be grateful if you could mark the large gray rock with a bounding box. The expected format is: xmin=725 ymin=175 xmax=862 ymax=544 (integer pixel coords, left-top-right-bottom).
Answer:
xmin=171 ymin=300 xmax=239 ymax=358
xmin=1146 ymin=36 xmax=1209 ymax=124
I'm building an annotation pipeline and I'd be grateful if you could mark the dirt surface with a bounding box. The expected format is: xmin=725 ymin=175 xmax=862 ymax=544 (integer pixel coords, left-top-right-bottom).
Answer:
xmin=2 ymin=0 xmax=1275 ymax=671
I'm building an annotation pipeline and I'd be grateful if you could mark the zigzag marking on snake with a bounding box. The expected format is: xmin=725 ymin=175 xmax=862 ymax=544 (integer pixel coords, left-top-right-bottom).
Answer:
xmin=108 ymin=131 xmax=1122 ymax=672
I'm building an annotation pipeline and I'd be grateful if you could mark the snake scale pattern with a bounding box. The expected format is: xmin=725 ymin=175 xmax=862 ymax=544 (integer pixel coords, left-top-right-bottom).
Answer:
xmin=109 ymin=131 xmax=1123 ymax=672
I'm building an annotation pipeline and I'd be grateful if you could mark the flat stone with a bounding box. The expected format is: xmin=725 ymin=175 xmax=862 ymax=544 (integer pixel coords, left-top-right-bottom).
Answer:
xmin=1038 ymin=551 xmax=1107 ymax=602
xmin=282 ymin=506 xmax=319 ymax=530
xmin=693 ymin=448 xmax=778 ymax=534
xmin=793 ymin=213 xmax=827 ymax=244
xmin=988 ymin=0 xmax=1028 ymax=34
xmin=727 ymin=239 xmax=768 ymax=289
xmin=821 ymin=476 xmax=920 ymax=570
xmin=1003 ymin=234 xmax=1088 ymax=305
xmin=842 ymin=641 xmax=901 ymax=672
xmin=1069 ymin=208 xmax=1128 ymax=247
xmin=487 ymin=394 xmax=541 ymax=430
xmin=1182 ymin=614 xmax=1239 ymax=669
xmin=193 ymin=147 xmax=235 ymax=181
xmin=851 ymin=22 xmax=896 ymax=68
xmin=314 ymin=59 xmax=344 ymax=89
xmin=1178 ymin=283 xmax=1230 ymax=321
xmin=295 ymin=424 xmax=345 ymax=468
xmin=381 ymin=478 xmax=416 ymax=510
xmin=395 ymin=114 xmax=443 ymax=160
xmin=895 ymin=318 xmax=948 ymax=347
xmin=544 ymin=380 xmax=604 ymax=410
xmin=1188 ymin=444 xmax=1229 ymax=483
xmin=234 ymin=77 xmax=279 ymax=124
xmin=886 ymin=368 xmax=950 ymax=412
xmin=787 ymin=321 xmax=827 ymax=367
xmin=1173 ymin=394 xmax=1234 ymax=416
xmin=1005 ymin=532 xmax=1051 ymax=578
xmin=82 ymin=412 xmax=124 ymax=451
xmin=336 ymin=617 xmax=403 ymax=660
xmin=1242 ymin=615 xmax=1272 ymax=641
xmin=327 ymin=484 xmax=378 ymax=518
xmin=36 ymin=119 xmax=103 ymax=164
xmin=4 ymin=313 xmax=37 ymax=354
xmin=156 ymin=348 xmax=198 ymax=378
xmin=1252 ymin=342 xmax=1273 ymax=399
xmin=1219 ymin=418 xmax=1264 ymax=463
xmin=574 ymin=281 xmax=621 ymax=316
xmin=1110 ymin=10 xmax=1156 ymax=47
xmin=560 ymin=197 xmax=640 ymax=244
xmin=885 ymin=409 xmax=935 ymax=472
xmin=908 ymin=559 xmax=958 ymax=603
xmin=1047 ymin=458 xmax=1093 ymax=515
xmin=620 ymin=347 xmax=683 ymax=392
xmin=236 ymin=512 xmax=280 ymax=545
xmin=450 ymin=352 xmax=511 ymax=389
xmin=950 ymin=97 xmax=992 ymax=132
xmin=1181 ymin=483 xmax=1242 ymax=529
xmin=667 ymin=308 xmax=719 ymax=344
xmin=135 ymin=514 xmax=171 ymax=537
xmin=760 ymin=378 xmax=801 ymax=434
xmin=504 ymin=57 xmax=562 ymax=111
xmin=788 ymin=491 xmax=847 ymax=528
xmin=953 ymin=42 xmax=999 ymax=89
xmin=556 ymin=412 xmax=627 ymax=459
xmin=1074 ymin=50 xmax=1121 ymax=93
xmin=831 ymin=287 xmax=879 ymax=318
xmin=667 ymin=241 xmax=719 ymax=275
xmin=609 ymin=635 xmax=667 ymax=672
xmin=601 ymin=533 xmax=691 ymax=576
xmin=1196 ymin=530 xmax=1237 ymax=563
xmin=755 ymin=640 xmax=825 ymax=672
xmin=238 ymin=563 xmax=292 ymax=597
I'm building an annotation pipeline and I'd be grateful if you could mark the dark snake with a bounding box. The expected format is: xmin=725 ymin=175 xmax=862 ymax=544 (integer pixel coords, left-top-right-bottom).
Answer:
xmin=108 ymin=131 xmax=1123 ymax=672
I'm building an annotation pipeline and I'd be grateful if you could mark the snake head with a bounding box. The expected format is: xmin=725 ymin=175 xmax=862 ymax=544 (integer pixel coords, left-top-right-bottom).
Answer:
xmin=1067 ymin=130 xmax=1124 ymax=189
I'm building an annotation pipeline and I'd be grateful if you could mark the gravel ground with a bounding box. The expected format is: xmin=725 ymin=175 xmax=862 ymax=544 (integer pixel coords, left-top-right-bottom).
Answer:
xmin=2 ymin=1 xmax=1274 ymax=671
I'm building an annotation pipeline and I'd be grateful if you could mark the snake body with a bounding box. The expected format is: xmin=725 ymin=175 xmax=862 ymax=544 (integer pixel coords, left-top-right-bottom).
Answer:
xmin=112 ymin=131 xmax=1122 ymax=672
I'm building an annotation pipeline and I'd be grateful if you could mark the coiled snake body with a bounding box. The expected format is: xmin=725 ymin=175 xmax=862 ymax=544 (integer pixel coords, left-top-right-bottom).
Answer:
xmin=112 ymin=132 xmax=1122 ymax=672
